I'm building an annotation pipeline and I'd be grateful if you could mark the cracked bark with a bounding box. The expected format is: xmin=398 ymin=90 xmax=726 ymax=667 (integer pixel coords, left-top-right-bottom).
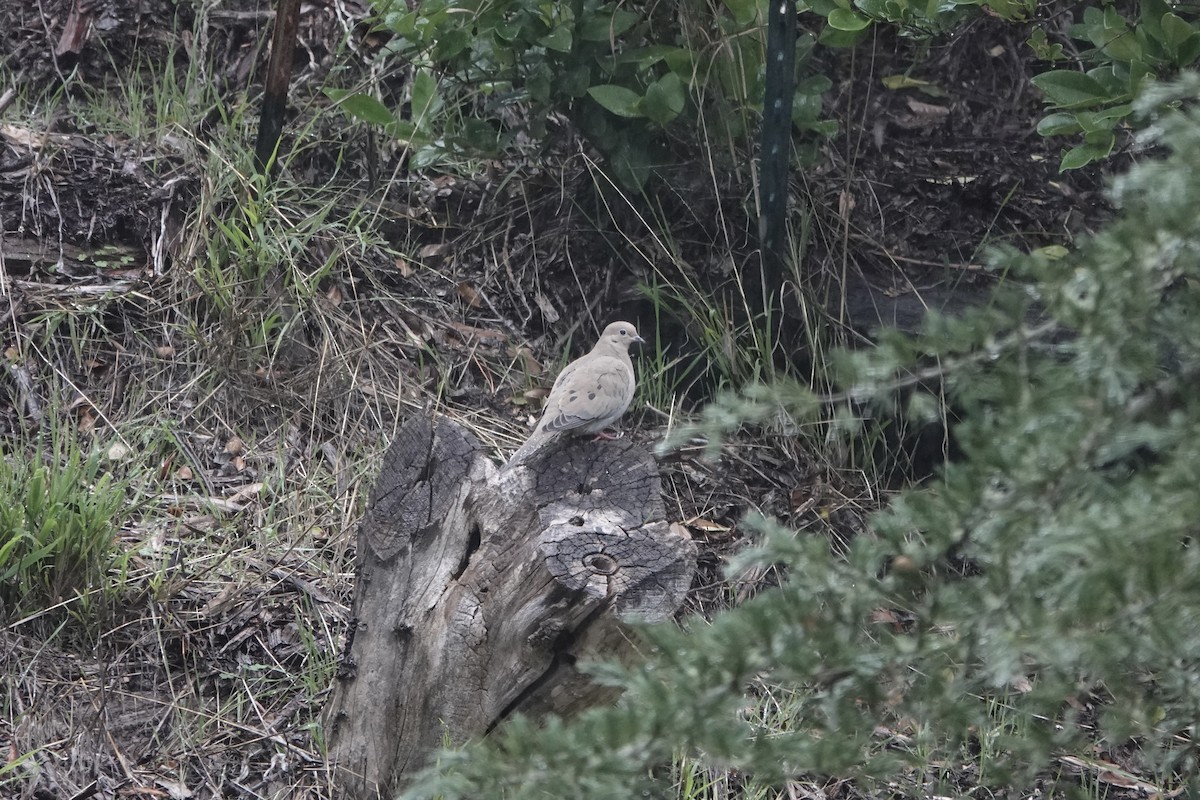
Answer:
xmin=324 ymin=413 xmax=696 ymax=798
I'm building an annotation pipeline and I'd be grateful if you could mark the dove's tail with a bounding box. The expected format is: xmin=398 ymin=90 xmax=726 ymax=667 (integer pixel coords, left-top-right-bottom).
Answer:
xmin=504 ymin=429 xmax=556 ymax=469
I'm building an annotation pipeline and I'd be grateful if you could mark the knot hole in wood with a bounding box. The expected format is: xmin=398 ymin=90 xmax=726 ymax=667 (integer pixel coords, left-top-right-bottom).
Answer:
xmin=583 ymin=552 xmax=619 ymax=575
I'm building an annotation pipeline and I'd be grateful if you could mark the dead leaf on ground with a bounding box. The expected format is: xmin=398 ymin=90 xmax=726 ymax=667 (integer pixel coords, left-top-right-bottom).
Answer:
xmin=445 ymin=320 xmax=507 ymax=344
xmin=534 ymin=292 xmax=560 ymax=322
xmin=839 ymin=190 xmax=856 ymax=220
xmin=456 ymin=281 xmax=482 ymax=308
xmin=684 ymin=516 xmax=731 ymax=534
xmin=522 ymin=386 xmax=550 ymax=402
xmin=226 ymin=482 xmax=263 ymax=504
xmin=419 ymin=243 xmax=452 ymax=263
xmin=892 ymin=98 xmax=951 ymax=131
xmin=1057 ymin=755 xmax=1179 ymax=796
xmin=512 ymin=345 xmax=543 ymax=377
xmin=906 ymin=98 xmax=950 ymax=119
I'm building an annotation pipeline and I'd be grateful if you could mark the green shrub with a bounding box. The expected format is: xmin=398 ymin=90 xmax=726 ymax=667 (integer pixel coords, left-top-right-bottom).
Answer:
xmin=399 ymin=73 xmax=1200 ymax=798
xmin=333 ymin=0 xmax=833 ymax=189
xmin=1031 ymin=0 xmax=1200 ymax=169
xmin=0 ymin=430 xmax=129 ymax=621
xmin=802 ymin=0 xmax=1032 ymax=48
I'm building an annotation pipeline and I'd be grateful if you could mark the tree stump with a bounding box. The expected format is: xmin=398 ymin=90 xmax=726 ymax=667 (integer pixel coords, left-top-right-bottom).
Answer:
xmin=324 ymin=413 xmax=697 ymax=798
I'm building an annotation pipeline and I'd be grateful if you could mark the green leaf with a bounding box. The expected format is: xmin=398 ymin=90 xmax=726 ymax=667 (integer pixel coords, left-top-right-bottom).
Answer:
xmin=1059 ymin=145 xmax=1098 ymax=171
xmin=806 ymin=118 xmax=840 ymax=136
xmin=664 ymin=47 xmax=696 ymax=75
xmin=539 ymin=24 xmax=573 ymax=52
xmin=1080 ymin=4 xmax=1103 ymax=29
xmin=1161 ymin=12 xmax=1194 ymax=50
xmin=1030 ymin=70 xmax=1112 ymax=109
xmin=791 ymin=90 xmax=824 ymax=124
xmin=1036 ymin=112 xmax=1082 ymax=136
xmin=858 ymin=0 xmax=889 ymax=18
xmin=610 ymin=45 xmax=683 ymax=68
xmin=1140 ymin=0 xmax=1170 ymax=41
xmin=493 ymin=19 xmax=522 ymax=42
xmin=981 ymin=0 xmax=1029 ymax=21
xmin=335 ymin=92 xmax=395 ymax=126
xmin=579 ymin=8 xmax=642 ymax=41
xmin=722 ymin=0 xmax=761 ymax=26
xmin=385 ymin=119 xmax=417 ymax=144
xmin=1073 ymin=103 xmax=1132 ymax=133
xmin=1027 ymin=28 xmax=1066 ymax=62
xmin=380 ymin=10 xmax=419 ymax=38
xmin=798 ymin=74 xmax=833 ymax=95
xmin=1098 ymin=29 xmax=1143 ymax=63
xmin=880 ymin=74 xmax=951 ymax=97
xmin=432 ymin=28 xmax=470 ymax=60
xmin=827 ymin=8 xmax=872 ymax=31
xmin=528 ymin=66 xmax=552 ymax=105
xmin=1059 ymin=130 xmax=1115 ymax=170
xmin=1032 ymin=245 xmax=1070 ymax=259
xmin=411 ymin=69 xmax=441 ymax=130
xmin=819 ymin=23 xmax=870 ymax=47
xmin=1128 ymin=59 xmax=1156 ymax=93
xmin=461 ymin=119 xmax=503 ymax=153
xmin=561 ymin=65 xmax=592 ymax=98
xmin=806 ymin=0 xmax=842 ymax=15
xmin=882 ymin=74 xmax=933 ymax=90
xmin=1176 ymin=34 xmax=1200 ymax=67
xmin=588 ymin=84 xmax=645 ymax=118
xmin=611 ymin=140 xmax=652 ymax=192
xmin=1085 ymin=64 xmax=1129 ymax=96
xmin=410 ymin=144 xmax=444 ymax=170
xmin=640 ymin=73 xmax=686 ymax=125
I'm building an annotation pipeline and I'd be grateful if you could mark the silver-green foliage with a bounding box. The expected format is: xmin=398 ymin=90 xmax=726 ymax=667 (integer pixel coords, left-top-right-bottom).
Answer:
xmin=400 ymin=75 xmax=1200 ymax=798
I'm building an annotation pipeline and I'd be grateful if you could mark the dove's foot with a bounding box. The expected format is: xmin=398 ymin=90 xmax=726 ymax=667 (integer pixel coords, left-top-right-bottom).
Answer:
xmin=590 ymin=429 xmax=623 ymax=441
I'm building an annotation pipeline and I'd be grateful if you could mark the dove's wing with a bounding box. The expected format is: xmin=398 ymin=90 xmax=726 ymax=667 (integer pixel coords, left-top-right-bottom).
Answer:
xmin=539 ymin=354 xmax=635 ymax=435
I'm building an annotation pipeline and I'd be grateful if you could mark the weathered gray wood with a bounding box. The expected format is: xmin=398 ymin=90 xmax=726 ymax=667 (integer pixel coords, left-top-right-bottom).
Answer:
xmin=324 ymin=413 xmax=696 ymax=798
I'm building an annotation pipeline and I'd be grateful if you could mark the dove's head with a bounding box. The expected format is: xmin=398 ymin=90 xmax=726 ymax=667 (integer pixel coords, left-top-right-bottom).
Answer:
xmin=599 ymin=321 xmax=646 ymax=352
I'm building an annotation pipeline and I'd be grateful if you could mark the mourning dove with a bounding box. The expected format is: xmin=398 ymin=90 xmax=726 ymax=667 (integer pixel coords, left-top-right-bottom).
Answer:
xmin=506 ymin=321 xmax=645 ymax=467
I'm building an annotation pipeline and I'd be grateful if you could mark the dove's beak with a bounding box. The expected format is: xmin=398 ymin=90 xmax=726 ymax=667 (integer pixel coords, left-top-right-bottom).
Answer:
xmin=633 ymin=335 xmax=646 ymax=345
